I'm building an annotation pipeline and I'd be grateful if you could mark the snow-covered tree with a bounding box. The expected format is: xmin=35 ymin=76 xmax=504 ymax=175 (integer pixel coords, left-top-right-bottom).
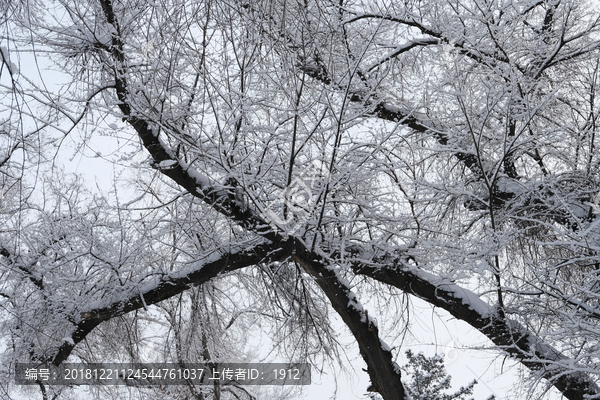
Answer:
xmin=2 ymin=0 xmax=600 ymax=399
xmin=368 ymin=350 xmax=486 ymax=400
xmin=401 ymin=350 xmax=482 ymax=400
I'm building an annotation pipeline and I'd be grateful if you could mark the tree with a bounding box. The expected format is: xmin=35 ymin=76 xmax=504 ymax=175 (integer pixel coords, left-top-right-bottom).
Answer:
xmin=400 ymin=350 xmax=484 ymax=400
xmin=2 ymin=0 xmax=600 ymax=399
xmin=368 ymin=350 xmax=491 ymax=400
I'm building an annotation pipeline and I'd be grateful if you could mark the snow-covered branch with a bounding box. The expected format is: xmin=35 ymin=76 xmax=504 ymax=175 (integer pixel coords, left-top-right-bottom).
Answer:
xmin=352 ymin=260 xmax=600 ymax=400
xmin=51 ymin=241 xmax=291 ymax=365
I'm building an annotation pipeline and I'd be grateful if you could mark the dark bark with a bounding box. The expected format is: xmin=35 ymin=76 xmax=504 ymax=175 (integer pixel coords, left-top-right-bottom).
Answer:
xmin=92 ymin=4 xmax=411 ymax=399
xmin=51 ymin=242 xmax=292 ymax=365
xmin=353 ymin=261 xmax=599 ymax=400
xmin=292 ymin=243 xmax=406 ymax=400
xmin=51 ymin=4 xmax=596 ymax=400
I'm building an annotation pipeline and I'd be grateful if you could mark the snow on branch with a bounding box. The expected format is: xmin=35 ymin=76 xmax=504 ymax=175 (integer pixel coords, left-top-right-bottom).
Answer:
xmin=352 ymin=260 xmax=600 ymax=400
xmin=292 ymin=245 xmax=407 ymax=400
xmin=51 ymin=241 xmax=292 ymax=365
xmin=367 ymin=38 xmax=439 ymax=72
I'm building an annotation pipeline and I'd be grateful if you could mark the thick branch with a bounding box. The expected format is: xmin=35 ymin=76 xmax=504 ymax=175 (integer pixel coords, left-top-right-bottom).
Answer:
xmin=93 ymin=4 xmax=597 ymax=400
xmin=353 ymin=261 xmax=599 ymax=400
xmin=305 ymin=63 xmax=596 ymax=229
xmin=369 ymin=102 xmax=484 ymax=178
xmin=367 ymin=38 xmax=438 ymax=72
xmin=89 ymin=8 xmax=410 ymax=399
xmin=299 ymin=55 xmax=484 ymax=179
xmin=292 ymin=243 xmax=406 ymax=400
xmin=51 ymin=241 xmax=292 ymax=365
xmin=98 ymin=0 xmax=278 ymax=241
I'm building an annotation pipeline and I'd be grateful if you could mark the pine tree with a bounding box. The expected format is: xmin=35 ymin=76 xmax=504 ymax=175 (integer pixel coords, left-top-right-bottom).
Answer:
xmin=401 ymin=350 xmax=493 ymax=400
